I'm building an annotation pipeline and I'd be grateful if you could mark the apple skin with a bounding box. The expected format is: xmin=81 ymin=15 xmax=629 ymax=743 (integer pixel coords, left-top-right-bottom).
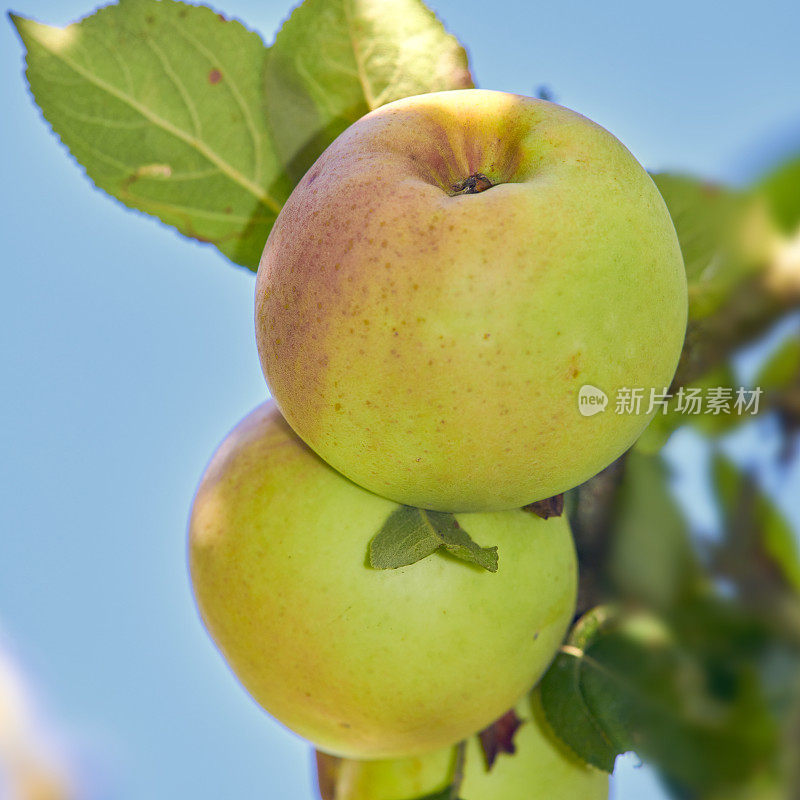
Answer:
xmin=189 ymin=402 xmax=577 ymax=759
xmin=331 ymin=692 xmax=609 ymax=799
xmin=255 ymin=88 xmax=687 ymax=512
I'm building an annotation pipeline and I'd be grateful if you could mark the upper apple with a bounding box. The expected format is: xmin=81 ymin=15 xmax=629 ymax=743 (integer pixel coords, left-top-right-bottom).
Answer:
xmin=256 ymin=89 xmax=687 ymax=511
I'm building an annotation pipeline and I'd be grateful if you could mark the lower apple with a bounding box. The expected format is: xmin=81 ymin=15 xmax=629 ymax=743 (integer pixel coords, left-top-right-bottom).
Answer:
xmin=189 ymin=401 xmax=577 ymax=758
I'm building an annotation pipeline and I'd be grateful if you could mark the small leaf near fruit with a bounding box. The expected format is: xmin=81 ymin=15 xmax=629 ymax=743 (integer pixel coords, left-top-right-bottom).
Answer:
xmin=369 ymin=507 xmax=499 ymax=572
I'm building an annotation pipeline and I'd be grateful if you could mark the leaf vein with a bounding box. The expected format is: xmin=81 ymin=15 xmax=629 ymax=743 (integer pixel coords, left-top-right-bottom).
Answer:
xmin=31 ymin=26 xmax=280 ymax=214
xmin=171 ymin=21 xmax=264 ymax=184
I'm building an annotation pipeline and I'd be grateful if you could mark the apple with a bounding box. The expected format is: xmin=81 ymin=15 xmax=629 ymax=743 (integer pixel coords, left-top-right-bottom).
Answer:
xmin=189 ymin=402 xmax=577 ymax=759
xmin=329 ymin=691 xmax=609 ymax=799
xmin=255 ymin=88 xmax=687 ymax=512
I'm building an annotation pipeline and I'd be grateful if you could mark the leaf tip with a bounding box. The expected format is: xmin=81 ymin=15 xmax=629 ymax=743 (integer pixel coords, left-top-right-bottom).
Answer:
xmin=7 ymin=11 xmax=26 ymax=36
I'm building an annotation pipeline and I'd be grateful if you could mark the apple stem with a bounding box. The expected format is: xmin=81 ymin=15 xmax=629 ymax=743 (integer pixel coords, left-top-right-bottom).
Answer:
xmin=450 ymin=173 xmax=493 ymax=196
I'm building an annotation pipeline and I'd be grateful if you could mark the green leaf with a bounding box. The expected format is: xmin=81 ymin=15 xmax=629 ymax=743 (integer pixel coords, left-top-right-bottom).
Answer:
xmin=759 ymin=155 xmax=800 ymax=235
xmin=712 ymin=454 xmax=800 ymax=594
xmin=11 ymin=1 xmax=291 ymax=269
xmin=659 ymin=596 xmax=786 ymax=796
xmin=369 ymin=506 xmax=498 ymax=572
xmin=755 ymin=333 xmax=800 ymax=391
xmin=588 ymin=613 xmax=777 ymax=794
xmin=607 ymin=452 xmax=697 ymax=609
xmin=436 ymin=520 xmax=499 ymax=572
xmin=539 ymin=607 xmax=624 ymax=773
xmin=264 ymin=0 xmax=473 ymax=184
xmin=651 ymin=173 xmax=767 ymax=321
xmin=542 ymin=605 xmax=781 ymax=793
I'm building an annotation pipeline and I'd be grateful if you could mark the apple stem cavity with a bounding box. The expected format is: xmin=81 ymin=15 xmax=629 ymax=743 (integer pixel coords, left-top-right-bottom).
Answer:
xmin=450 ymin=172 xmax=494 ymax=196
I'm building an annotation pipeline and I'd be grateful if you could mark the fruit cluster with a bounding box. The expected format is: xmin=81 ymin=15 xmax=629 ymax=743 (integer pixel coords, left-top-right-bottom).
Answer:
xmin=189 ymin=89 xmax=687 ymax=797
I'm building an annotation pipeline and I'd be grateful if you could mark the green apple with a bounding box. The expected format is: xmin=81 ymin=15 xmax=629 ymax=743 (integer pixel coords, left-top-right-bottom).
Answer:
xmin=189 ymin=402 xmax=577 ymax=759
xmin=256 ymin=88 xmax=687 ymax=512
xmin=329 ymin=691 xmax=609 ymax=799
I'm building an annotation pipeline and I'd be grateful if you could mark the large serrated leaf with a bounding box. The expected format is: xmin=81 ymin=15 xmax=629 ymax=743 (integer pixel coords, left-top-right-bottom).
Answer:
xmin=369 ymin=506 xmax=498 ymax=572
xmin=264 ymin=0 xmax=473 ymax=184
xmin=12 ymin=0 xmax=291 ymax=269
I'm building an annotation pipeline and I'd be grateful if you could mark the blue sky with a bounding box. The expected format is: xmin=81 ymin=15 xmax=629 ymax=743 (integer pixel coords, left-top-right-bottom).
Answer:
xmin=1 ymin=1 xmax=799 ymax=798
